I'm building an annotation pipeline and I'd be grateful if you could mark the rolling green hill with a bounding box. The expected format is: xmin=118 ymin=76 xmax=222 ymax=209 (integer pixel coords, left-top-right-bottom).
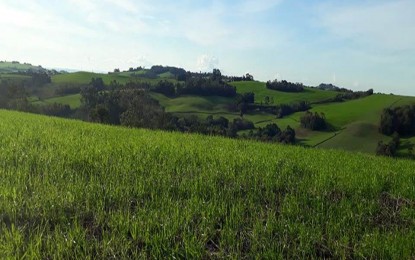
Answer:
xmin=32 ymin=94 xmax=82 ymax=109
xmin=51 ymin=71 xmax=176 ymax=85
xmin=230 ymin=81 xmax=339 ymax=105
xmin=0 ymin=61 xmax=44 ymax=73
xmin=1 ymin=110 xmax=414 ymax=258
xmin=305 ymin=94 xmax=415 ymax=155
xmin=3 ymin=61 xmax=411 ymax=157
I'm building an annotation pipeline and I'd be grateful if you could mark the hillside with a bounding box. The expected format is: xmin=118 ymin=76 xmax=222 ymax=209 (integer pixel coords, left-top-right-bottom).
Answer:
xmin=230 ymin=81 xmax=339 ymax=105
xmin=0 ymin=61 xmax=46 ymax=73
xmin=2 ymin=62 xmax=415 ymax=157
xmin=1 ymin=110 xmax=415 ymax=258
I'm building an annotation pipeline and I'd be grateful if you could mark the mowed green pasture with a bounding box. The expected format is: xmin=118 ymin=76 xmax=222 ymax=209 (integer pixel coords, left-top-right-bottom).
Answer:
xmin=0 ymin=74 xmax=31 ymax=80
xmin=230 ymin=81 xmax=339 ymax=105
xmin=32 ymin=94 xmax=82 ymax=109
xmin=52 ymin=72 xmax=171 ymax=85
xmin=0 ymin=62 xmax=40 ymax=73
xmin=1 ymin=110 xmax=415 ymax=258
xmin=305 ymin=94 xmax=415 ymax=153
xmin=310 ymin=94 xmax=411 ymax=129
xmin=151 ymin=93 xmax=235 ymax=114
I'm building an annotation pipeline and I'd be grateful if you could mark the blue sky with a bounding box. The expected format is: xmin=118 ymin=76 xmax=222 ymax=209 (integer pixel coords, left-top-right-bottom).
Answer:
xmin=0 ymin=0 xmax=414 ymax=95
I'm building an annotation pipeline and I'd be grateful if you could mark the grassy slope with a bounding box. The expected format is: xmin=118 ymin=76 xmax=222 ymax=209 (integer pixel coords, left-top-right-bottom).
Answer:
xmin=308 ymin=94 xmax=415 ymax=153
xmin=51 ymin=71 xmax=169 ymax=85
xmin=0 ymin=110 xmax=415 ymax=258
xmin=151 ymin=93 xmax=235 ymax=114
xmin=230 ymin=81 xmax=339 ymax=104
xmin=0 ymin=62 xmax=41 ymax=73
xmin=32 ymin=94 xmax=82 ymax=109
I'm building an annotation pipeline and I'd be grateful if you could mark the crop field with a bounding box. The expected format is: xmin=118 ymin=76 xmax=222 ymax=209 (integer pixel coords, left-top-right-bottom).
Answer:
xmin=230 ymin=81 xmax=339 ymax=105
xmin=1 ymin=110 xmax=415 ymax=258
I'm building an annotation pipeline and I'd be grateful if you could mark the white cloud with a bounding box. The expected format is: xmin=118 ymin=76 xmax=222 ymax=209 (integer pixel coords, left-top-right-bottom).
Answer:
xmin=197 ymin=55 xmax=219 ymax=72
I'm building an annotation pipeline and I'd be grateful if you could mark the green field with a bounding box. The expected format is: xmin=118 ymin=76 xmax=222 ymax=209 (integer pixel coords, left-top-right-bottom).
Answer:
xmin=52 ymin=71 xmax=175 ymax=85
xmin=32 ymin=94 xmax=82 ymax=109
xmin=303 ymin=94 xmax=415 ymax=154
xmin=0 ymin=62 xmax=42 ymax=73
xmin=230 ymin=81 xmax=339 ymax=105
xmin=151 ymin=93 xmax=235 ymax=114
xmin=1 ymin=110 xmax=415 ymax=258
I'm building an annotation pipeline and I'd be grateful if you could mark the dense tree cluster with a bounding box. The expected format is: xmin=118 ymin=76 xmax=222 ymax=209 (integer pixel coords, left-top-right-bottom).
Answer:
xmin=315 ymin=89 xmax=374 ymax=104
xmin=150 ymin=65 xmax=187 ymax=79
xmin=379 ymin=105 xmax=415 ymax=136
xmin=55 ymin=84 xmax=82 ymax=96
xmin=149 ymin=69 xmax=236 ymax=98
xmin=266 ymin=79 xmax=304 ymax=92
xmin=151 ymin=80 xmax=177 ymax=97
xmin=177 ymin=73 xmax=236 ymax=97
xmin=79 ymin=80 xmax=255 ymax=138
xmin=300 ymin=111 xmax=327 ymax=130
xmin=224 ymin=73 xmax=254 ymax=82
xmin=236 ymin=92 xmax=255 ymax=116
xmin=275 ymin=101 xmax=310 ymax=118
xmin=376 ymin=133 xmax=400 ymax=157
xmin=39 ymin=103 xmax=72 ymax=117
xmin=135 ymin=65 xmax=187 ymax=81
xmin=249 ymin=124 xmax=296 ymax=144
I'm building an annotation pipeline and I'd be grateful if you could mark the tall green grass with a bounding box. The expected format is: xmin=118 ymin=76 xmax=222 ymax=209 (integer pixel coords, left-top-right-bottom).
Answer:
xmin=0 ymin=110 xmax=414 ymax=258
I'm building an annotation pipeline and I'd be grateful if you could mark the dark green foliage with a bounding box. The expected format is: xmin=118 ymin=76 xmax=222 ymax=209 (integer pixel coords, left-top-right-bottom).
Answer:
xmin=177 ymin=77 xmax=236 ymax=97
xmin=235 ymin=92 xmax=255 ymax=116
xmin=29 ymin=71 xmax=51 ymax=87
xmin=279 ymin=125 xmax=296 ymax=144
xmin=300 ymin=111 xmax=327 ymax=130
xmin=120 ymin=90 xmax=171 ymax=129
xmin=152 ymin=80 xmax=176 ymax=97
xmin=249 ymin=124 xmax=296 ymax=144
xmin=40 ymin=103 xmax=72 ymax=117
xmin=90 ymin=77 xmax=105 ymax=91
xmin=379 ymin=105 xmax=415 ymax=136
xmin=176 ymin=69 xmax=237 ymax=97
xmin=376 ymin=133 xmax=400 ymax=157
xmin=275 ymin=101 xmax=310 ymax=118
xmin=225 ymin=73 xmax=254 ymax=82
xmin=266 ymin=79 xmax=304 ymax=92
xmin=149 ymin=65 xmax=187 ymax=80
xmin=231 ymin=118 xmax=255 ymax=131
xmin=55 ymin=84 xmax=81 ymax=96
xmin=238 ymin=92 xmax=255 ymax=104
xmin=315 ymin=89 xmax=374 ymax=104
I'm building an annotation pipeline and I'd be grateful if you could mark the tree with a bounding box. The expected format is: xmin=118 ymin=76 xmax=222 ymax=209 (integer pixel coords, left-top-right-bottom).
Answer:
xmin=212 ymin=69 xmax=222 ymax=82
xmin=300 ymin=111 xmax=327 ymax=130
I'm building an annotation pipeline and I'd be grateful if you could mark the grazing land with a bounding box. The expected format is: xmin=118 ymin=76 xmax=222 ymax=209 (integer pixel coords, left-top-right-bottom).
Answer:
xmin=1 ymin=110 xmax=415 ymax=258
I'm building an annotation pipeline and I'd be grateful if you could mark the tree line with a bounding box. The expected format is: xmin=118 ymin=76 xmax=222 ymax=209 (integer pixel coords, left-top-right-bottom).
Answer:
xmin=379 ymin=105 xmax=415 ymax=136
xmin=266 ymin=79 xmax=304 ymax=92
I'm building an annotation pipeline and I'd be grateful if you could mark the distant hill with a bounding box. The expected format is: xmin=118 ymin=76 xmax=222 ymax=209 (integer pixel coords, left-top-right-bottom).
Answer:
xmin=0 ymin=61 xmax=47 ymax=73
xmin=2 ymin=60 xmax=415 ymax=157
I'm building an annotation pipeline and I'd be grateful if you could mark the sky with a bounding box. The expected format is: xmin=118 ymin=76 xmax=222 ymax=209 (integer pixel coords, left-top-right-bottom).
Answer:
xmin=0 ymin=0 xmax=414 ymax=95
